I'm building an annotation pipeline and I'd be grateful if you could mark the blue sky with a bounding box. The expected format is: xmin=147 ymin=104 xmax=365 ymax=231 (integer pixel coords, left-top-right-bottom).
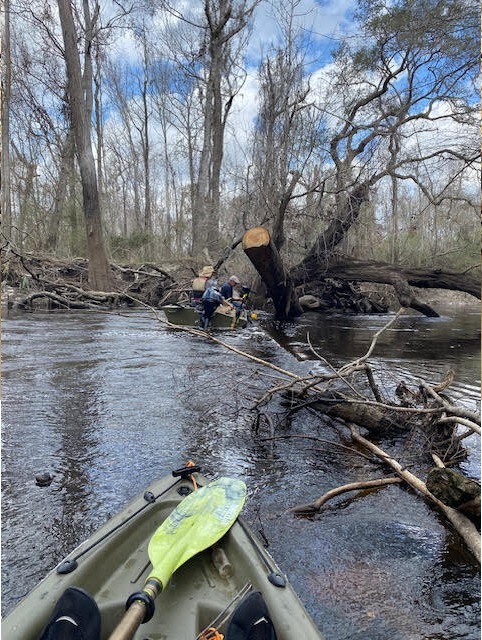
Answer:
xmin=110 ymin=0 xmax=357 ymax=70
xmin=101 ymin=0 xmax=478 ymax=192
xmin=248 ymin=0 xmax=356 ymax=65
xmin=104 ymin=0 xmax=359 ymax=157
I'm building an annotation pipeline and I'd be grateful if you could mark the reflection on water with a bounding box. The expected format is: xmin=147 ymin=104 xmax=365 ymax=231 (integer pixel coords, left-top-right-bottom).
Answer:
xmin=1 ymin=307 xmax=480 ymax=639
xmin=265 ymin=308 xmax=481 ymax=383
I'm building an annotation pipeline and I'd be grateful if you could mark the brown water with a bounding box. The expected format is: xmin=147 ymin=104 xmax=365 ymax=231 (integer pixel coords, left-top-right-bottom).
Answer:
xmin=1 ymin=306 xmax=480 ymax=639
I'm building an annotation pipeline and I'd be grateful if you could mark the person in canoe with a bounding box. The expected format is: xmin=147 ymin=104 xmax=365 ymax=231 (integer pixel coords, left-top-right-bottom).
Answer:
xmin=191 ymin=266 xmax=216 ymax=309
xmin=201 ymin=285 xmax=235 ymax=329
xmin=220 ymin=276 xmax=244 ymax=317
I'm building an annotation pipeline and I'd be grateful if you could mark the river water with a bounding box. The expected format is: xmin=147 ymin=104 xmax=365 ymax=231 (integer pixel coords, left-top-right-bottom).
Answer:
xmin=1 ymin=304 xmax=480 ymax=639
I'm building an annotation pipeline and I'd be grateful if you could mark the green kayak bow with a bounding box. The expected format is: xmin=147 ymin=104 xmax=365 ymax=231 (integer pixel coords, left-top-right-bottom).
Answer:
xmin=109 ymin=477 xmax=246 ymax=640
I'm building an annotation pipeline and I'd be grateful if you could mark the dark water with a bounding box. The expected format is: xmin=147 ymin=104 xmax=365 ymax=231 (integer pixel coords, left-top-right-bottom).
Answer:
xmin=1 ymin=305 xmax=480 ymax=639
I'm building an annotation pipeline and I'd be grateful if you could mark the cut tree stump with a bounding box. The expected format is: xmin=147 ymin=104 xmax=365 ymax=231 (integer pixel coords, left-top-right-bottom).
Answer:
xmin=242 ymin=227 xmax=303 ymax=319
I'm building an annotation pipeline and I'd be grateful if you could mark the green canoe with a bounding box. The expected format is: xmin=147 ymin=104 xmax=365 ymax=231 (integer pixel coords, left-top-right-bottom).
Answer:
xmin=161 ymin=304 xmax=249 ymax=329
xmin=2 ymin=468 xmax=323 ymax=640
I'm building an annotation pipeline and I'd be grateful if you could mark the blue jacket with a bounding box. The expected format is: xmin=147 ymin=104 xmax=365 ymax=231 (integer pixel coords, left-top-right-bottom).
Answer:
xmin=220 ymin=283 xmax=233 ymax=299
xmin=202 ymin=287 xmax=223 ymax=304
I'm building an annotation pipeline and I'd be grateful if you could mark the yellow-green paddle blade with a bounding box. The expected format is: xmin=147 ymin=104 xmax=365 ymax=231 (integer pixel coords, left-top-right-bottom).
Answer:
xmin=147 ymin=477 xmax=246 ymax=588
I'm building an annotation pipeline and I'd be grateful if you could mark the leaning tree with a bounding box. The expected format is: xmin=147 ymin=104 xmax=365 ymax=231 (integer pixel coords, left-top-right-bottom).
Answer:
xmin=244 ymin=0 xmax=480 ymax=319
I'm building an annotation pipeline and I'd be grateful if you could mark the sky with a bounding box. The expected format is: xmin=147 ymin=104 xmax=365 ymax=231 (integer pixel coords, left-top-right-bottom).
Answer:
xmin=93 ymin=0 xmax=481 ymax=197
xmin=110 ymin=0 xmax=357 ymax=75
xmin=103 ymin=0 xmax=359 ymax=172
xmin=248 ymin=0 xmax=356 ymax=62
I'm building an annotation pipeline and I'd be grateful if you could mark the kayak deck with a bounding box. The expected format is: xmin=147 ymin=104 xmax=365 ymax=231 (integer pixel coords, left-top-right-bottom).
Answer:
xmin=2 ymin=473 xmax=322 ymax=639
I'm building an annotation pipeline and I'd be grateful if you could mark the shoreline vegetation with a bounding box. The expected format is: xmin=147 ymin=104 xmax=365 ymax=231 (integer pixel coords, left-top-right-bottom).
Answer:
xmin=1 ymin=247 xmax=479 ymax=315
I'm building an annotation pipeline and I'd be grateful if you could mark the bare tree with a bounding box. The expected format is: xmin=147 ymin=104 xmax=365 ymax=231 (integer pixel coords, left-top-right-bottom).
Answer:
xmin=249 ymin=0 xmax=325 ymax=253
xmin=162 ymin=0 xmax=259 ymax=259
xmin=57 ymin=0 xmax=112 ymax=290
xmin=131 ymin=23 xmax=153 ymax=234
xmin=1 ymin=0 xmax=12 ymax=237
xmin=294 ymin=0 xmax=479 ymax=284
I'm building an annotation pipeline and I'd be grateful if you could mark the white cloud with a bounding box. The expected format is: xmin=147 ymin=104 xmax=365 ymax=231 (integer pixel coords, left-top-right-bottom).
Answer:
xmin=248 ymin=0 xmax=357 ymax=65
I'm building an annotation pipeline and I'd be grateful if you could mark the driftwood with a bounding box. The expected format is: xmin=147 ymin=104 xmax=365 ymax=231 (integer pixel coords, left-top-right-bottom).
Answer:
xmin=420 ymin=382 xmax=481 ymax=432
xmin=18 ymin=291 xmax=103 ymax=310
xmin=263 ymin=325 xmax=471 ymax=467
xmin=298 ymin=279 xmax=388 ymax=314
xmin=349 ymin=427 xmax=481 ymax=563
xmin=289 ymin=477 xmax=403 ymax=514
xmin=272 ymin=310 xmax=480 ymax=465
xmin=1 ymin=243 xmax=179 ymax=310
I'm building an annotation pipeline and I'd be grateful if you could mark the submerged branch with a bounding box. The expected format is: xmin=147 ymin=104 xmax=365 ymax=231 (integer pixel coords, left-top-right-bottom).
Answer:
xmin=289 ymin=477 xmax=402 ymax=514
xmin=349 ymin=426 xmax=481 ymax=563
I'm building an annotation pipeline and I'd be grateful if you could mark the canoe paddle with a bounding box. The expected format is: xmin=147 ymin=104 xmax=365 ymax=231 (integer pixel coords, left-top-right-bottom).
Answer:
xmin=108 ymin=476 xmax=247 ymax=640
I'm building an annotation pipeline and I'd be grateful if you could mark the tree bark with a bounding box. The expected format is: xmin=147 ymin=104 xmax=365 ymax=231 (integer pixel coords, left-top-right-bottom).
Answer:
xmin=304 ymin=394 xmax=399 ymax=433
xmin=291 ymin=183 xmax=370 ymax=277
xmin=57 ymin=0 xmax=113 ymax=291
xmin=1 ymin=0 xmax=12 ymax=237
xmin=242 ymin=226 xmax=303 ymax=319
xmin=45 ymin=129 xmax=76 ymax=251
xmin=310 ymin=258 xmax=480 ymax=301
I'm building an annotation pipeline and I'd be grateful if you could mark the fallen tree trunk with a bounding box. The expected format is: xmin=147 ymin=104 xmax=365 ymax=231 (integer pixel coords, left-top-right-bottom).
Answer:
xmin=291 ymin=257 xmax=479 ymax=316
xmin=18 ymin=291 xmax=102 ymax=310
xmin=294 ymin=392 xmax=408 ymax=433
xmin=314 ymin=258 xmax=481 ymax=300
xmin=242 ymin=224 xmax=479 ymax=318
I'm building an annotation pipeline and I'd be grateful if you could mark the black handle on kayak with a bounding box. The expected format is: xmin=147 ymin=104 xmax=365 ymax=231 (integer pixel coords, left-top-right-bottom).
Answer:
xmin=172 ymin=465 xmax=201 ymax=478
xmin=57 ymin=468 xmax=197 ymax=575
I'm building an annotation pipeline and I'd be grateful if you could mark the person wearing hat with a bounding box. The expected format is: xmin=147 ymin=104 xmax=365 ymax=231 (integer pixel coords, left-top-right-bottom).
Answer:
xmin=220 ymin=276 xmax=243 ymax=317
xmin=191 ymin=266 xmax=215 ymax=307
xmin=200 ymin=265 xmax=214 ymax=278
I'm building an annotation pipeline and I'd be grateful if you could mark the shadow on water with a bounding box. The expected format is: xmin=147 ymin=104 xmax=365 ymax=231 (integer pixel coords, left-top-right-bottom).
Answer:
xmin=1 ymin=306 xmax=480 ymax=639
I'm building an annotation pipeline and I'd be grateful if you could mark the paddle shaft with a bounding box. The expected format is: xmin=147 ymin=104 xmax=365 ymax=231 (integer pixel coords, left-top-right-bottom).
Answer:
xmin=108 ymin=580 xmax=161 ymax=640
xmin=108 ymin=601 xmax=147 ymax=640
